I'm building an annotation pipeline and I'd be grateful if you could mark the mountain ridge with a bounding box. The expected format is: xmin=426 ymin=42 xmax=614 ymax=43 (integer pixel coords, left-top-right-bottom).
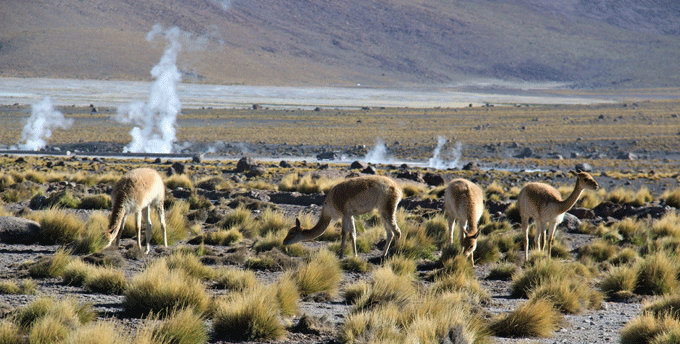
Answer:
xmin=1 ymin=0 xmax=679 ymax=88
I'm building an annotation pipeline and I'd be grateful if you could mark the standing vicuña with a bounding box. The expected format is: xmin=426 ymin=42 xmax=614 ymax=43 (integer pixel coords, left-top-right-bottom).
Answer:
xmin=105 ymin=168 xmax=167 ymax=254
xmin=444 ymin=178 xmax=484 ymax=266
xmin=283 ymin=175 xmax=402 ymax=258
xmin=518 ymin=170 xmax=598 ymax=261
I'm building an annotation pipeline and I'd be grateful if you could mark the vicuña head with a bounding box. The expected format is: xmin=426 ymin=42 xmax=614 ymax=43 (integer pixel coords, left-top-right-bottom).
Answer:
xmin=518 ymin=170 xmax=598 ymax=261
xmin=282 ymin=175 xmax=402 ymax=259
xmin=104 ymin=168 xmax=167 ymax=254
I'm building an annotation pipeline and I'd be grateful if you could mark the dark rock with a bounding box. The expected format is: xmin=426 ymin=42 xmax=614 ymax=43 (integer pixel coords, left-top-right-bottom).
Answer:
xmin=82 ymin=248 xmax=125 ymax=267
xmin=462 ymin=162 xmax=480 ymax=171
xmin=423 ymin=173 xmax=445 ymax=186
xmin=617 ymin=152 xmax=638 ymax=160
xmin=362 ymin=166 xmax=377 ymax=175
xmin=292 ymin=314 xmax=335 ymax=335
xmin=196 ymin=177 xmax=223 ymax=191
xmin=192 ymin=154 xmax=204 ymax=163
xmin=0 ymin=216 xmax=41 ymax=244
xmin=252 ymin=104 xmax=262 ymax=110
xmin=514 ymin=147 xmax=534 ymax=158
xmin=279 ymin=160 xmax=292 ymax=168
xmin=399 ymin=198 xmax=443 ymax=211
xmin=560 ymin=213 xmax=582 ymax=233
xmin=15 ymin=157 xmax=25 ymax=163
xmin=350 ymin=161 xmax=368 ymax=170
xmin=316 ymin=151 xmax=338 ymax=160
xmin=268 ymin=191 xmax=325 ymax=206
xmin=247 ymin=165 xmax=267 ymax=177
xmin=153 ymin=158 xmax=162 ymax=164
xmin=236 ymin=157 xmax=256 ymax=173
xmin=569 ymin=207 xmax=595 ymax=220
xmin=396 ymin=171 xmax=424 ymax=183
xmin=187 ymin=209 xmax=209 ymax=223
xmin=575 ymin=163 xmax=593 ymax=172
xmin=171 ymin=188 xmax=192 ymax=199
xmin=171 ymin=162 xmax=185 ymax=174
xmin=29 ymin=195 xmax=48 ymax=210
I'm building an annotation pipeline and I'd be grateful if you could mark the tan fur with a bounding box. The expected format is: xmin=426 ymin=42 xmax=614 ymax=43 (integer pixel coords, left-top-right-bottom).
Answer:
xmin=518 ymin=171 xmax=598 ymax=261
xmin=283 ymin=175 xmax=402 ymax=258
xmin=444 ymin=178 xmax=484 ymax=266
xmin=105 ymin=168 xmax=167 ymax=254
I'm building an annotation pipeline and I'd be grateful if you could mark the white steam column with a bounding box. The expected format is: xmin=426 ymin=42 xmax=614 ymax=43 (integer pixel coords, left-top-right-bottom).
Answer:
xmin=117 ymin=25 xmax=184 ymax=154
xmin=18 ymin=96 xmax=73 ymax=151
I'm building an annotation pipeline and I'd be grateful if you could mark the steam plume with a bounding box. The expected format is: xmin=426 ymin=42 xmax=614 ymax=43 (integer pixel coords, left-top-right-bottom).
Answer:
xmin=116 ymin=25 xmax=184 ymax=153
xmin=364 ymin=138 xmax=394 ymax=164
xmin=428 ymin=136 xmax=463 ymax=169
xmin=18 ymin=96 xmax=73 ymax=151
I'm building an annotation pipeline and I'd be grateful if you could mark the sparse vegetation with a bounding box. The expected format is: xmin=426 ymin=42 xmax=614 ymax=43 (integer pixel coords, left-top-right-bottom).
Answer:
xmin=491 ymin=298 xmax=562 ymax=338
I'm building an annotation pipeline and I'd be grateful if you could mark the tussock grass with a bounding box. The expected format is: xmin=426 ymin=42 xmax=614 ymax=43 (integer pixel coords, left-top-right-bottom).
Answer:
xmin=510 ymin=258 xmax=592 ymax=298
xmin=62 ymin=259 xmax=95 ymax=287
xmin=28 ymin=208 xmax=85 ymax=245
xmin=344 ymin=281 xmax=370 ymax=304
xmin=393 ymin=220 xmax=436 ymax=260
xmin=294 ymin=249 xmax=342 ymax=297
xmin=212 ymin=288 xmax=286 ymax=341
xmin=220 ymin=205 xmax=256 ymax=237
xmin=258 ymin=208 xmax=291 ymax=235
xmin=214 ymin=267 xmax=258 ymax=292
xmin=634 ymin=252 xmax=679 ymax=295
xmin=621 ymin=313 xmax=680 ymax=344
xmin=651 ymin=212 xmax=680 ymax=239
xmin=278 ymin=173 xmax=337 ymax=194
xmin=167 ymin=251 xmax=216 ymax=281
xmin=152 ymin=308 xmax=208 ymax=344
xmin=431 ymin=271 xmax=489 ymax=302
xmin=270 ymin=273 xmax=299 ymax=316
xmin=401 ymin=183 xmax=428 ymax=198
xmin=83 ymin=266 xmax=127 ymax=295
xmin=473 ymin=236 xmax=501 ymax=265
xmin=611 ymin=217 xmax=645 ymax=243
xmin=45 ymin=190 xmax=81 ymax=209
xmin=609 ymin=247 xmax=639 ymax=266
xmin=577 ymin=239 xmax=619 ymax=262
xmin=490 ymin=298 xmax=562 ymax=338
xmin=486 ymin=262 xmax=518 ymax=281
xmin=70 ymin=212 xmax=108 ymax=255
xmin=254 ymin=229 xmax=286 ymax=253
xmin=0 ymin=279 xmax=36 ymax=295
xmin=123 ymin=259 xmax=210 ymax=317
xmin=17 ymin=297 xmax=95 ymax=339
xmin=661 ymin=187 xmax=680 ymax=209
xmin=24 ymin=170 xmax=47 ymax=184
xmin=528 ymin=277 xmax=602 ymax=314
xmin=385 ymin=255 xmax=416 ymax=277
xmin=164 ymin=174 xmax=193 ymax=190
xmin=577 ymin=189 xmax=603 ymax=209
xmin=485 ymin=180 xmax=506 ymax=199
xmin=0 ymin=321 xmax=20 ymax=344
xmin=203 ymin=228 xmax=243 ymax=246
xmin=606 ymin=186 xmax=653 ymax=206
xmin=64 ymin=320 xmax=128 ymax=344
xmin=187 ymin=193 xmax=212 ymax=210
xmin=599 ymin=265 xmax=638 ymax=299
xmin=341 ymin=256 xmax=370 ymax=273
xmin=353 ymin=266 xmax=416 ymax=311
xmin=29 ymin=249 xmax=74 ymax=278
xmin=78 ymin=194 xmax=112 ymax=210
xmin=644 ymin=293 xmax=680 ymax=320
xmin=423 ymin=212 xmax=448 ymax=244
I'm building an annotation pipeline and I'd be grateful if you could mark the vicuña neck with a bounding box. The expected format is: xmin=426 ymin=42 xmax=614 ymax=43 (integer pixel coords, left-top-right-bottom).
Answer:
xmin=557 ymin=180 xmax=584 ymax=214
xmin=302 ymin=213 xmax=333 ymax=240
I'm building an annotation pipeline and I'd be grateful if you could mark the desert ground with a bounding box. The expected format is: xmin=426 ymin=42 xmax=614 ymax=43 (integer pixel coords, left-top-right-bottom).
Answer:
xmin=0 ymin=95 xmax=679 ymax=343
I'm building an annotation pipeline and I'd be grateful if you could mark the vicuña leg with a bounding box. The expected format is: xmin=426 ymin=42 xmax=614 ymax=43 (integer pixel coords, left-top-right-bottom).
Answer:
xmin=154 ymin=200 xmax=168 ymax=247
xmin=522 ymin=217 xmax=530 ymax=261
xmin=340 ymin=215 xmax=358 ymax=258
xmin=546 ymin=221 xmax=558 ymax=258
xmin=380 ymin=199 xmax=401 ymax=257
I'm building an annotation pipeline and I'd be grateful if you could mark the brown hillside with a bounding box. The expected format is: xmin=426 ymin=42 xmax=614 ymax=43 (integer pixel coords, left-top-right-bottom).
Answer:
xmin=1 ymin=0 xmax=679 ymax=88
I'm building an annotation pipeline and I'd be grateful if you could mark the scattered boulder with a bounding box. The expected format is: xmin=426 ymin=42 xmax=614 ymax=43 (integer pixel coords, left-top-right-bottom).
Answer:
xmin=252 ymin=104 xmax=262 ymax=110
xmin=361 ymin=166 xmax=377 ymax=175
xmin=574 ymin=163 xmax=593 ymax=172
xmin=316 ymin=151 xmax=338 ymax=160
xmin=396 ymin=171 xmax=424 ymax=183
xmin=560 ymin=213 xmax=582 ymax=233
xmin=171 ymin=162 xmax=186 ymax=174
xmin=236 ymin=157 xmax=257 ymax=173
xmin=0 ymin=216 xmax=42 ymax=244
xmin=514 ymin=147 xmax=534 ymax=158
xmin=423 ymin=173 xmax=445 ymax=186
xmin=279 ymin=160 xmax=292 ymax=168
xmin=247 ymin=165 xmax=267 ymax=177
xmin=617 ymin=152 xmax=638 ymax=160
xmin=569 ymin=207 xmax=595 ymax=220
xmin=350 ymin=161 xmax=368 ymax=170
xmin=462 ymin=162 xmax=481 ymax=171
xmin=82 ymin=248 xmax=125 ymax=267
xmin=192 ymin=154 xmax=204 ymax=163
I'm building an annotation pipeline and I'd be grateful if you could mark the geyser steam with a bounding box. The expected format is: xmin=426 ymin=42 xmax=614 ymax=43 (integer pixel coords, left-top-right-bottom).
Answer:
xmin=364 ymin=138 xmax=394 ymax=164
xmin=116 ymin=25 xmax=184 ymax=153
xmin=428 ymin=136 xmax=463 ymax=169
xmin=18 ymin=96 xmax=73 ymax=151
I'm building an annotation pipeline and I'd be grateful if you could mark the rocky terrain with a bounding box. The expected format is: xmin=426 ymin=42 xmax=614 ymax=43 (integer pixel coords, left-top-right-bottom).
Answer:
xmin=0 ymin=143 xmax=677 ymax=343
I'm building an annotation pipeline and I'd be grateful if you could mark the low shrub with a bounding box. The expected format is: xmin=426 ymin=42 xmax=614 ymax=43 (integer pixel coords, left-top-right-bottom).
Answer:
xmin=62 ymin=259 xmax=95 ymax=287
xmin=577 ymin=239 xmax=619 ymax=262
xmin=123 ymin=259 xmax=210 ymax=317
xmin=341 ymin=256 xmax=370 ymax=273
xmin=661 ymin=187 xmax=680 ymax=209
xmin=0 ymin=321 xmax=20 ymax=344
xmin=294 ymin=249 xmax=342 ymax=297
xmin=344 ymin=281 xmax=370 ymax=304
xmin=490 ymin=298 xmax=562 ymax=338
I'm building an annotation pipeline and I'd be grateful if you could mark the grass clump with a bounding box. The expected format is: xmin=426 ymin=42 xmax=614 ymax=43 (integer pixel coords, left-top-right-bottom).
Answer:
xmin=17 ymin=297 xmax=95 ymax=342
xmin=164 ymin=174 xmax=193 ymax=190
xmin=431 ymin=271 xmax=489 ymax=303
xmin=0 ymin=279 xmax=36 ymax=295
xmin=62 ymin=259 xmax=95 ymax=287
xmin=220 ymin=205 xmax=254 ymax=234
xmin=510 ymin=258 xmax=591 ymax=299
xmin=486 ymin=262 xmax=518 ymax=281
xmin=78 ymin=194 xmax=112 ymax=210
xmin=214 ymin=267 xmax=258 ymax=292
xmin=83 ymin=266 xmax=127 ymax=295
xmin=70 ymin=212 xmax=109 ymax=255
xmin=152 ymin=200 xmax=190 ymax=246
xmin=28 ymin=208 xmax=85 ymax=245
xmin=64 ymin=321 xmax=128 ymax=344
xmin=341 ymin=256 xmax=370 ymax=273
xmin=621 ymin=313 xmax=680 ymax=344
xmin=270 ymin=273 xmax=300 ymax=316
xmin=167 ymin=251 xmax=216 ymax=281
xmin=606 ymin=186 xmax=653 ymax=206
xmin=344 ymin=281 xmax=370 ymax=304
xmin=528 ymin=277 xmax=602 ymax=314
xmin=293 ymin=249 xmax=342 ymax=297
xmin=203 ymin=228 xmax=243 ymax=246
xmin=353 ymin=266 xmax=416 ymax=311
xmin=644 ymin=293 xmax=680 ymax=320
xmin=577 ymin=239 xmax=619 ymax=262
xmin=634 ymin=252 xmax=679 ymax=296
xmin=29 ymin=249 xmax=74 ymax=278
xmin=385 ymin=255 xmax=416 ymax=277
xmin=661 ymin=187 xmax=680 ymax=209
xmin=490 ymin=298 xmax=562 ymax=338
xmin=278 ymin=173 xmax=337 ymax=194
xmin=258 ymin=208 xmax=291 ymax=235
xmin=123 ymin=259 xmax=210 ymax=317
xmin=600 ymin=265 xmax=638 ymax=299
xmin=152 ymin=308 xmax=208 ymax=344
xmin=0 ymin=321 xmax=20 ymax=344
xmin=651 ymin=212 xmax=680 ymax=239
xmin=212 ymin=287 xmax=286 ymax=341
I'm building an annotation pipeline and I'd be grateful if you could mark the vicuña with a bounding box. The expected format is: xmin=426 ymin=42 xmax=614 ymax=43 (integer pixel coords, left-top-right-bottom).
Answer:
xmin=283 ymin=175 xmax=402 ymax=258
xmin=105 ymin=168 xmax=167 ymax=253
xmin=444 ymin=178 xmax=484 ymax=266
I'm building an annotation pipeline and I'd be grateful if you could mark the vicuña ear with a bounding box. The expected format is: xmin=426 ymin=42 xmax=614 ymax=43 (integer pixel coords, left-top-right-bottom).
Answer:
xmin=295 ymin=218 xmax=301 ymax=228
xmin=473 ymin=231 xmax=481 ymax=239
xmin=570 ymin=170 xmax=578 ymax=175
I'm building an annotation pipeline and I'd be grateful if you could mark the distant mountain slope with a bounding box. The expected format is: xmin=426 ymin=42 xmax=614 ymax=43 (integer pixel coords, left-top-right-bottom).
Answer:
xmin=1 ymin=0 xmax=679 ymax=88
